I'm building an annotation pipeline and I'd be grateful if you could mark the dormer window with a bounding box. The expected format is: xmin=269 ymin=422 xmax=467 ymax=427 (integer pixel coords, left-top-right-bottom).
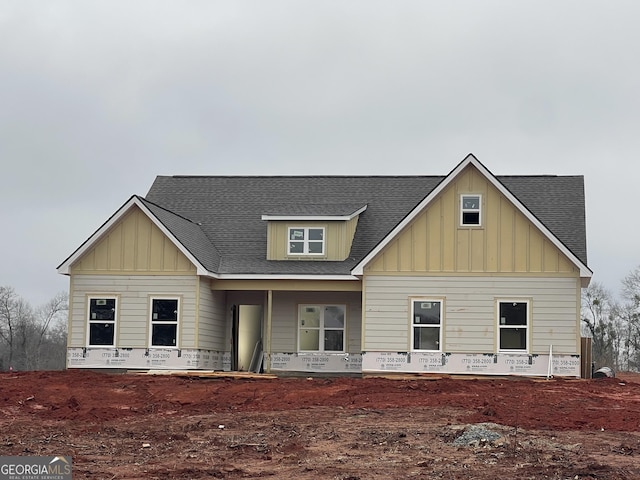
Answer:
xmin=289 ymin=227 xmax=325 ymax=255
xmin=262 ymin=205 xmax=366 ymax=261
xmin=461 ymin=194 xmax=481 ymax=226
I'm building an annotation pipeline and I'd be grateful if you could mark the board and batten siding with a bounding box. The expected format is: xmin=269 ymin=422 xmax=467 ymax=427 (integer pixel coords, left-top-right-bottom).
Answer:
xmin=270 ymin=291 xmax=362 ymax=353
xmin=364 ymin=166 xmax=578 ymax=275
xmin=70 ymin=206 xmax=196 ymax=274
xmin=69 ymin=274 xmax=198 ymax=348
xmin=196 ymin=280 xmax=227 ymax=351
xmin=364 ymin=275 xmax=580 ymax=355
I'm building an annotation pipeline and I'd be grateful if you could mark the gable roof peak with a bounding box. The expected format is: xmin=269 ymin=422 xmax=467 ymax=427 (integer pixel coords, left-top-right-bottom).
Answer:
xmin=351 ymin=154 xmax=592 ymax=283
xmin=57 ymin=195 xmax=218 ymax=276
xmin=447 ymin=153 xmax=492 ymax=177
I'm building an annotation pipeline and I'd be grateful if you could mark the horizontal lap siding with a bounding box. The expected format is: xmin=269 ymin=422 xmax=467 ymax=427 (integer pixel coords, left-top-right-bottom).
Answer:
xmin=270 ymin=293 xmax=296 ymax=352
xmin=364 ymin=275 xmax=579 ymax=354
xmin=69 ymin=291 xmax=87 ymax=346
xmin=70 ymin=274 xmax=198 ymax=348
xmin=270 ymin=291 xmax=362 ymax=353
xmin=198 ymin=283 xmax=227 ymax=351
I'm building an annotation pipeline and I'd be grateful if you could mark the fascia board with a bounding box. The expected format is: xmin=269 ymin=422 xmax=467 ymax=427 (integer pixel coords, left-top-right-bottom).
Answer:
xmin=57 ymin=196 xmax=208 ymax=276
xmin=203 ymin=273 xmax=360 ymax=281
xmin=352 ymin=154 xmax=592 ymax=282
xmin=261 ymin=205 xmax=367 ymax=221
xmin=262 ymin=215 xmax=352 ymax=221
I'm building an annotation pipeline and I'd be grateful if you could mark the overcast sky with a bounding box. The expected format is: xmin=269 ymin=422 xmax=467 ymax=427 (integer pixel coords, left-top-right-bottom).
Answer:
xmin=1 ymin=1 xmax=638 ymax=305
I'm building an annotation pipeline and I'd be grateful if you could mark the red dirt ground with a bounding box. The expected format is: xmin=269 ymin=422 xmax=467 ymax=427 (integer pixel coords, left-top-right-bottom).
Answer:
xmin=2 ymin=370 xmax=640 ymax=479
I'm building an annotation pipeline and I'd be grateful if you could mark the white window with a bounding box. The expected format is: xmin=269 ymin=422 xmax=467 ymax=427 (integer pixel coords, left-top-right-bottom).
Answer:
xmin=87 ymin=297 xmax=117 ymax=346
xmin=288 ymin=227 xmax=325 ymax=255
xmin=298 ymin=305 xmax=345 ymax=352
xmin=150 ymin=298 xmax=180 ymax=347
xmin=460 ymin=194 xmax=481 ymax=226
xmin=411 ymin=299 xmax=443 ymax=351
xmin=498 ymin=300 xmax=529 ymax=352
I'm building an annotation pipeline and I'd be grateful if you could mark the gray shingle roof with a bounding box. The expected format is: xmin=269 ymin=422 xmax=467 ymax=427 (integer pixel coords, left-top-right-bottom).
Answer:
xmin=144 ymin=173 xmax=588 ymax=276
xmin=138 ymin=197 xmax=222 ymax=272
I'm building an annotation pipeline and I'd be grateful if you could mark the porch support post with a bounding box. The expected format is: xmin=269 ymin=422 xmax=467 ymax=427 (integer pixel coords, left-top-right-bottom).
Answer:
xmin=265 ymin=289 xmax=273 ymax=373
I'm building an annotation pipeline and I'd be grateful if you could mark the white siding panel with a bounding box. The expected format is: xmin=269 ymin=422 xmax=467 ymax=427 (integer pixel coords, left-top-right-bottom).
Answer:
xmin=364 ymin=275 xmax=579 ymax=354
xmin=70 ymin=274 xmax=198 ymax=348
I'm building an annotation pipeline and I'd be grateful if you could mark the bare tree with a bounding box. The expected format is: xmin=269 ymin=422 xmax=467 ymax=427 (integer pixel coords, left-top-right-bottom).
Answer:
xmin=612 ymin=302 xmax=637 ymax=371
xmin=31 ymin=292 xmax=68 ymax=369
xmin=0 ymin=287 xmax=68 ymax=371
xmin=581 ymin=282 xmax=621 ymax=370
xmin=619 ymin=266 xmax=640 ymax=370
xmin=622 ymin=266 xmax=640 ymax=309
xmin=0 ymin=286 xmax=32 ymax=370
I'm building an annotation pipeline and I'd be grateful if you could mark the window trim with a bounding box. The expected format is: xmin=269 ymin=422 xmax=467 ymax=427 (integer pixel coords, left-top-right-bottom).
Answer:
xmin=410 ymin=297 xmax=444 ymax=352
xmin=287 ymin=226 xmax=326 ymax=256
xmin=297 ymin=304 xmax=346 ymax=353
xmin=460 ymin=194 xmax=482 ymax=227
xmin=496 ymin=299 xmax=530 ymax=353
xmin=86 ymin=296 xmax=118 ymax=347
xmin=148 ymin=296 xmax=181 ymax=349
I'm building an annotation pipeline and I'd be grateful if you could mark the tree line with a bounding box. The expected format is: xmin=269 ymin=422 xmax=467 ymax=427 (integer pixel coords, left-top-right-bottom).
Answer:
xmin=0 ymin=286 xmax=68 ymax=371
xmin=582 ymin=266 xmax=640 ymax=372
